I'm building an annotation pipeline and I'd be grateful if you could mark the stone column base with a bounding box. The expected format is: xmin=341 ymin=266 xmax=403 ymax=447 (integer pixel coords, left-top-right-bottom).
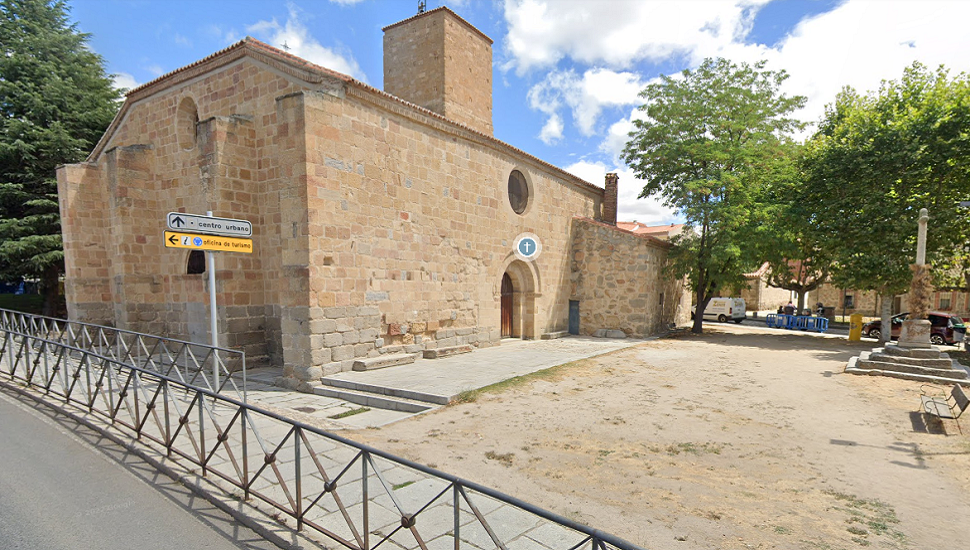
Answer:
xmin=898 ymin=319 xmax=932 ymax=348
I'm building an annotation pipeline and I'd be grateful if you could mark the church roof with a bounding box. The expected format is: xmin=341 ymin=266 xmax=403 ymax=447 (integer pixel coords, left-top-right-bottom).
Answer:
xmin=88 ymin=37 xmax=602 ymax=196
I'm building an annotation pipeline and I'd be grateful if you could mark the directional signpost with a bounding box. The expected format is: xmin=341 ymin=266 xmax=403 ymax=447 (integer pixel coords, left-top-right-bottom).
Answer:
xmin=164 ymin=211 xmax=254 ymax=392
xmin=164 ymin=231 xmax=253 ymax=253
xmin=167 ymin=212 xmax=252 ymax=237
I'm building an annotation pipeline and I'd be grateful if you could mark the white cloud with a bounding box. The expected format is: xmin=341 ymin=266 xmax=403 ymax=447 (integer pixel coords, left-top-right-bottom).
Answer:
xmin=565 ymin=160 xmax=679 ymax=225
xmin=112 ymin=72 xmax=139 ymax=91
xmin=513 ymin=0 xmax=970 ymax=152
xmin=145 ymin=64 xmax=165 ymax=77
xmin=764 ymin=0 xmax=970 ymax=129
xmin=328 ymin=0 xmax=366 ymax=4
xmin=174 ymin=33 xmax=192 ymax=48
xmin=247 ymin=4 xmax=366 ymax=81
xmin=503 ymin=0 xmax=769 ymax=74
xmin=539 ymin=114 xmax=564 ymax=144
xmin=528 ymin=68 xmax=644 ymax=137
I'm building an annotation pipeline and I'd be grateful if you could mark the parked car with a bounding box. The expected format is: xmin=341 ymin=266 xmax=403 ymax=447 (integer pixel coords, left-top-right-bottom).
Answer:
xmin=862 ymin=312 xmax=966 ymax=345
xmin=691 ymin=297 xmax=746 ymax=323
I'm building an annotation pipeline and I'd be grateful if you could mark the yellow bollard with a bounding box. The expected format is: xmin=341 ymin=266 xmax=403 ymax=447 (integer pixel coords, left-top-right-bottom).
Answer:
xmin=848 ymin=313 xmax=863 ymax=342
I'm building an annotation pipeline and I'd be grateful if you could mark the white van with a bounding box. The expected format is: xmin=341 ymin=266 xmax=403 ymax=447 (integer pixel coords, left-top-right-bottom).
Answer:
xmin=692 ymin=297 xmax=746 ymax=323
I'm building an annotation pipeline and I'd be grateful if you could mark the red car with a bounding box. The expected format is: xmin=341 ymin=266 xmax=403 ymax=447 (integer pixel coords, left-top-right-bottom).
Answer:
xmin=862 ymin=312 xmax=966 ymax=345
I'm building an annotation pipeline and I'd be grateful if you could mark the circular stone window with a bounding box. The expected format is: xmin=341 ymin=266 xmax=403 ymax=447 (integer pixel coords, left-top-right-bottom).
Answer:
xmin=177 ymin=96 xmax=199 ymax=150
xmin=508 ymin=169 xmax=530 ymax=215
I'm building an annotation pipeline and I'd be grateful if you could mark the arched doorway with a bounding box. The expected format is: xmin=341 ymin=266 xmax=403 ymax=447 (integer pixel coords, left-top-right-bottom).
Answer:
xmin=501 ymin=273 xmax=514 ymax=337
xmin=500 ymin=260 xmax=539 ymax=339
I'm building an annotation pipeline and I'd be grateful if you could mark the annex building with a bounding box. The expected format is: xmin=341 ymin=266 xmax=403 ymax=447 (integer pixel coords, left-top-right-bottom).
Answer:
xmin=57 ymin=7 xmax=689 ymax=389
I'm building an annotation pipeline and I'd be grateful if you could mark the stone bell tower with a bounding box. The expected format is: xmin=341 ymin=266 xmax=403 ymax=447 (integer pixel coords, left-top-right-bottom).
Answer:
xmin=382 ymin=6 xmax=493 ymax=136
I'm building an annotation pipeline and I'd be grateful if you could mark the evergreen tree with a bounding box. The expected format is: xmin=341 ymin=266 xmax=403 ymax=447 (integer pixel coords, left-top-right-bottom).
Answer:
xmin=0 ymin=0 xmax=120 ymax=314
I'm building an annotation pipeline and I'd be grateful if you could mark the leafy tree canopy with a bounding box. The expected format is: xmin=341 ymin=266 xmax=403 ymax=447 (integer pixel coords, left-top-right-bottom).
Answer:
xmin=801 ymin=62 xmax=970 ymax=296
xmin=622 ymin=58 xmax=806 ymax=332
xmin=0 ymin=0 xmax=120 ymax=313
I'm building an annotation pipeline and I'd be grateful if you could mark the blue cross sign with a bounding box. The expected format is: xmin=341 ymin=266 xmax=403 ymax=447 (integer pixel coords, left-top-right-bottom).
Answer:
xmin=513 ymin=233 xmax=542 ymax=262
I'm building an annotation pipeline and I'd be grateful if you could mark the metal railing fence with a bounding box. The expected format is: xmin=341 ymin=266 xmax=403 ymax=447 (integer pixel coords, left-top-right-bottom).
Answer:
xmin=0 ymin=308 xmax=245 ymax=400
xmin=0 ymin=325 xmax=643 ymax=550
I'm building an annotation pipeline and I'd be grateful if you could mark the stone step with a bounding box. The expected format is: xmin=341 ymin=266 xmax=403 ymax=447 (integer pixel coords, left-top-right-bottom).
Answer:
xmin=352 ymin=353 xmax=417 ymax=372
xmin=879 ymin=345 xmax=945 ymax=359
xmin=319 ymin=377 xmax=450 ymax=405
xmin=423 ymin=345 xmax=473 ymax=359
xmin=540 ymin=331 xmax=569 ymax=340
xmin=867 ymin=352 xmax=955 ymax=369
xmin=311 ymin=385 xmax=433 ymax=413
xmin=847 ymin=357 xmax=970 ymax=386
xmin=855 ymin=358 xmax=968 ymax=380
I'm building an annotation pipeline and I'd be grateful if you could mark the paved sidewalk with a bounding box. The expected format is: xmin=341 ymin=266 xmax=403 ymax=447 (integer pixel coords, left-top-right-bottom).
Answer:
xmin=238 ymin=336 xmax=646 ymax=429
xmin=325 ymin=336 xmax=642 ymax=401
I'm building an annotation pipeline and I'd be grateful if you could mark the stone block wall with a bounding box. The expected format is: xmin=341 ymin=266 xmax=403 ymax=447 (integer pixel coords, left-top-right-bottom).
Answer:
xmin=383 ymin=7 xmax=493 ymax=136
xmin=296 ymin=85 xmax=602 ymax=376
xmin=569 ymin=217 xmax=689 ymax=336
xmin=57 ymin=55 xmax=313 ymax=367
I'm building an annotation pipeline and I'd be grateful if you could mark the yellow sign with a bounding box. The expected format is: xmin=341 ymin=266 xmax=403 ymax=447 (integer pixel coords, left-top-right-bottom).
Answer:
xmin=164 ymin=231 xmax=253 ymax=254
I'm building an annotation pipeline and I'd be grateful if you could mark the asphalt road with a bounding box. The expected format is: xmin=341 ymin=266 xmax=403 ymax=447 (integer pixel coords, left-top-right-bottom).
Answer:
xmin=0 ymin=389 xmax=278 ymax=550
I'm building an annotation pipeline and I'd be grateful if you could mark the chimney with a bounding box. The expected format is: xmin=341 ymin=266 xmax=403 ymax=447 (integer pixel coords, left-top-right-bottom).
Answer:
xmin=604 ymin=173 xmax=619 ymax=225
xmin=382 ymin=7 xmax=494 ymax=135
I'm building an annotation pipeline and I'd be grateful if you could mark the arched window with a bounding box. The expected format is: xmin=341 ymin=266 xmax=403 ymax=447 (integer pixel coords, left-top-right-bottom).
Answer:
xmin=187 ymin=250 xmax=206 ymax=274
xmin=177 ymin=96 xmax=199 ymax=150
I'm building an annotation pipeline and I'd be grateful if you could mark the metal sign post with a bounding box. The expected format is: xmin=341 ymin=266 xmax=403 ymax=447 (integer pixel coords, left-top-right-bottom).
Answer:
xmin=207 ymin=211 xmax=219 ymax=391
xmin=164 ymin=211 xmax=255 ymax=393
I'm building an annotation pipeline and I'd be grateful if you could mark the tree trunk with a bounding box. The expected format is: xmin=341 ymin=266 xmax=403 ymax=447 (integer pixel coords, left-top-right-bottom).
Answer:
xmin=692 ymin=286 xmax=705 ymax=334
xmin=796 ymin=291 xmax=806 ymax=314
xmin=41 ymin=264 xmax=60 ymax=317
xmin=880 ymin=293 xmax=893 ymax=344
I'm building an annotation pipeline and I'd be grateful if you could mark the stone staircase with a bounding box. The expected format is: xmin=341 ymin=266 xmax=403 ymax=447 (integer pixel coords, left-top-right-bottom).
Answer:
xmin=846 ymin=344 xmax=970 ymax=385
xmin=311 ymin=376 xmax=450 ymax=414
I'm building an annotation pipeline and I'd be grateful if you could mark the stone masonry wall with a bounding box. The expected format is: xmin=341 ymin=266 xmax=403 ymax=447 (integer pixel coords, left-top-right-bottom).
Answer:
xmin=298 ymin=87 xmax=603 ymax=376
xmin=383 ymin=8 xmax=493 ymax=136
xmin=57 ymin=59 xmax=315 ymax=366
xmin=569 ymin=217 xmax=689 ymax=336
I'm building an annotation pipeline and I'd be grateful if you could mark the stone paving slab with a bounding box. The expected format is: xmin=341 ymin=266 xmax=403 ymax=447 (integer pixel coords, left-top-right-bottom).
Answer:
xmin=234 ymin=336 xmax=645 ymax=429
xmin=323 ymin=336 xmax=644 ymax=403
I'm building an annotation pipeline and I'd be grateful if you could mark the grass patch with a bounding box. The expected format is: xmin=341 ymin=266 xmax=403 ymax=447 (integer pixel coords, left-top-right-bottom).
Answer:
xmin=651 ymin=442 xmax=722 ymax=456
xmin=0 ymin=294 xmax=45 ymax=314
xmin=328 ymin=407 xmax=370 ymax=419
xmin=824 ymin=490 xmax=905 ymax=547
xmin=449 ymin=359 xmax=592 ymax=404
xmin=484 ymin=450 xmax=515 ymax=467
xmin=392 ymin=480 xmax=415 ymax=491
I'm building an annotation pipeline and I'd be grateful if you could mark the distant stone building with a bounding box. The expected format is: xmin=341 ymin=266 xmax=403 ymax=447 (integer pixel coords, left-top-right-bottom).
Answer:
xmin=57 ymin=7 xmax=689 ymax=389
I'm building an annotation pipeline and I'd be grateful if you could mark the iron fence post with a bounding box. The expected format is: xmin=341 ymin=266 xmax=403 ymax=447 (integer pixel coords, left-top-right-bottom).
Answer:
xmin=363 ymin=450 xmax=370 ymax=550
xmin=454 ymin=483 xmax=460 ymax=550
xmin=295 ymin=425 xmax=303 ymax=531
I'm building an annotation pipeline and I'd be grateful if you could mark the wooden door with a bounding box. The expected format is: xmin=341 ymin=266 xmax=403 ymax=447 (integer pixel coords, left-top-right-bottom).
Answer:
xmin=501 ymin=273 xmax=513 ymax=338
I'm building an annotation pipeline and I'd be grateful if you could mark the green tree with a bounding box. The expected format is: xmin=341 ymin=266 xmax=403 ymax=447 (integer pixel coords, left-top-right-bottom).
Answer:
xmin=754 ymin=146 xmax=831 ymax=313
xmin=622 ymin=58 xmax=806 ymax=333
xmin=0 ymin=0 xmax=120 ymax=315
xmin=801 ymin=63 xmax=970 ymax=340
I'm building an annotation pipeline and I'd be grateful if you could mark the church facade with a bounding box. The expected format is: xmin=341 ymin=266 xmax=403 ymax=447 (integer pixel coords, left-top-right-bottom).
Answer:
xmin=57 ymin=7 xmax=688 ymax=388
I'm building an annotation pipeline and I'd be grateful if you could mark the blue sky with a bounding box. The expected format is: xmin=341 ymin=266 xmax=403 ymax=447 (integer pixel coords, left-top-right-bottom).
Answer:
xmin=69 ymin=0 xmax=970 ymax=224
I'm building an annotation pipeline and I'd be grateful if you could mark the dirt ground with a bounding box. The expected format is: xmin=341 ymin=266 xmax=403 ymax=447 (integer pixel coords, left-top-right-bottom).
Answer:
xmin=347 ymin=324 xmax=970 ymax=550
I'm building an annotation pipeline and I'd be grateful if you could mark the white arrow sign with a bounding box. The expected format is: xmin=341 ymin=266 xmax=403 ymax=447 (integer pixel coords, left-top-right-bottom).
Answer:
xmin=166 ymin=212 xmax=253 ymax=237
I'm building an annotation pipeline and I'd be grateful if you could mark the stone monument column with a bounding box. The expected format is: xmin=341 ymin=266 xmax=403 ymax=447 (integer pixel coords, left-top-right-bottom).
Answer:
xmin=898 ymin=208 xmax=933 ymax=348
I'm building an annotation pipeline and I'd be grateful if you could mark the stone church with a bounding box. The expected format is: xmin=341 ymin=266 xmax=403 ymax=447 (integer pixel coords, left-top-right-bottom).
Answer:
xmin=57 ymin=7 xmax=689 ymax=388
